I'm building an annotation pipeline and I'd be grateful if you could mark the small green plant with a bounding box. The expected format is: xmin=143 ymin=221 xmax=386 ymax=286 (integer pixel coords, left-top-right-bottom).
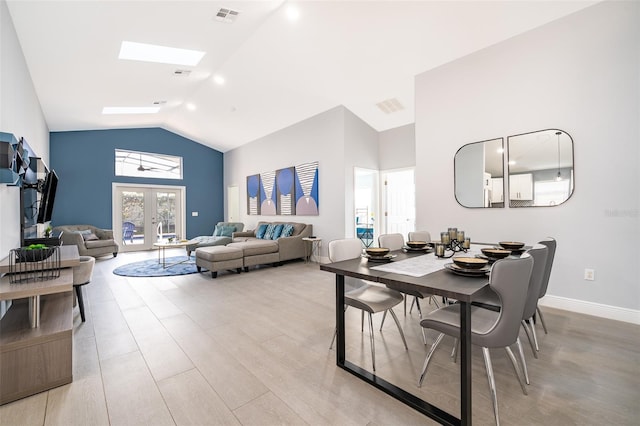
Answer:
xmin=44 ymin=225 xmax=52 ymax=237
xmin=26 ymin=243 xmax=47 ymax=250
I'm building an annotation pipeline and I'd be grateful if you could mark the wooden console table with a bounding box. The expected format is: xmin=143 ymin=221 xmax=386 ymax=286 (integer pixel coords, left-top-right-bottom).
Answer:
xmin=0 ymin=245 xmax=79 ymax=405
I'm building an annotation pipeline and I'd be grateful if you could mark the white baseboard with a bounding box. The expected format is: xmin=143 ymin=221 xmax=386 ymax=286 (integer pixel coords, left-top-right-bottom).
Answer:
xmin=539 ymin=295 xmax=640 ymax=325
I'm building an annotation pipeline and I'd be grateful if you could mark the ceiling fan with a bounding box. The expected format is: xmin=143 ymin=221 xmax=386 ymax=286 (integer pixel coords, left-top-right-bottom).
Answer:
xmin=137 ymin=154 xmax=159 ymax=172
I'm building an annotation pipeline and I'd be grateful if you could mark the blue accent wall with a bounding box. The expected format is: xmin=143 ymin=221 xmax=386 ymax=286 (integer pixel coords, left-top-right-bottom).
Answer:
xmin=49 ymin=128 xmax=224 ymax=238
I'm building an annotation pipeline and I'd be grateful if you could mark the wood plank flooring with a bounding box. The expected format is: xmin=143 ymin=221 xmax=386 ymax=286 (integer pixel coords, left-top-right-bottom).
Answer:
xmin=1 ymin=248 xmax=638 ymax=425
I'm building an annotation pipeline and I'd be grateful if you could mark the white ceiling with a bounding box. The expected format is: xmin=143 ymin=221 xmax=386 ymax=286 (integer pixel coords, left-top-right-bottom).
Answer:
xmin=6 ymin=0 xmax=598 ymax=153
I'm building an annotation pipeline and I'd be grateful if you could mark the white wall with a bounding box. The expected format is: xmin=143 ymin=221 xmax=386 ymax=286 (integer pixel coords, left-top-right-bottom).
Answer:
xmin=0 ymin=0 xmax=49 ymax=256
xmin=378 ymin=123 xmax=415 ymax=170
xmin=415 ymin=1 xmax=639 ymax=319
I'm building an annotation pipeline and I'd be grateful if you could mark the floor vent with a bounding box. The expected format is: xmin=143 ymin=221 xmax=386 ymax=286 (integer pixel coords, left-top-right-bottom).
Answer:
xmin=376 ymin=98 xmax=405 ymax=114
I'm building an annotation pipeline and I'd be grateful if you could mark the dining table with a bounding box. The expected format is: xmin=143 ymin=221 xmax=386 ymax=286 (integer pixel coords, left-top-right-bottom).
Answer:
xmin=320 ymin=246 xmax=495 ymax=426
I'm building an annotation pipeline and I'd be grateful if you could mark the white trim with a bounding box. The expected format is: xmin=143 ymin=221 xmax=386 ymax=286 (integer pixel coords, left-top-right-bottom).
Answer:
xmin=539 ymin=295 xmax=640 ymax=325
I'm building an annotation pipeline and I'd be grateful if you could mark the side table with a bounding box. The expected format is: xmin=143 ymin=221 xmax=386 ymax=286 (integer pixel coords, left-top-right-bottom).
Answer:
xmin=302 ymin=237 xmax=322 ymax=263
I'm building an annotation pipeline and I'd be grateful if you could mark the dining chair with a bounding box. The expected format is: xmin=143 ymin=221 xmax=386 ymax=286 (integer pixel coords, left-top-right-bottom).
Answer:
xmin=378 ymin=233 xmax=440 ymax=344
xmin=536 ymin=238 xmax=557 ymax=335
xmin=122 ymin=221 xmax=135 ymax=245
xmin=418 ymin=254 xmax=534 ymax=426
xmin=408 ymin=231 xmax=431 ymax=243
xmin=72 ymin=255 xmax=95 ymax=322
xmin=328 ymin=238 xmax=408 ymax=371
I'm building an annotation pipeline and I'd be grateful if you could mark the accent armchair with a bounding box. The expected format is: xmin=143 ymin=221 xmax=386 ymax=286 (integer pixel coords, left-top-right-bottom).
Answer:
xmin=53 ymin=224 xmax=119 ymax=258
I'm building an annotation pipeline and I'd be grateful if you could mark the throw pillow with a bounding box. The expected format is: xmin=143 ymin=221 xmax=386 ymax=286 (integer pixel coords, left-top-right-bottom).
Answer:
xmin=281 ymin=224 xmax=295 ymax=237
xmin=271 ymin=224 xmax=284 ymax=240
xmin=256 ymin=224 xmax=268 ymax=239
xmin=220 ymin=225 xmax=235 ymax=237
xmin=213 ymin=225 xmax=222 ymax=236
xmin=263 ymin=223 xmax=277 ymax=240
xmin=75 ymin=229 xmax=92 ymax=236
xmin=83 ymin=233 xmax=99 ymax=241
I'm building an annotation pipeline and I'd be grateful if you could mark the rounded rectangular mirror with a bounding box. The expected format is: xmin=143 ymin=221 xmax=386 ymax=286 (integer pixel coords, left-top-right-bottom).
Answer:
xmin=508 ymin=129 xmax=574 ymax=207
xmin=454 ymin=138 xmax=504 ymax=208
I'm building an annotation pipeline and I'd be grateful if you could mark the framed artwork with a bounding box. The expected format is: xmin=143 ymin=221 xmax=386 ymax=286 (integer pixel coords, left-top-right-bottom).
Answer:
xmin=295 ymin=161 xmax=319 ymax=215
xmin=276 ymin=167 xmax=295 ymax=215
xmin=260 ymin=170 xmax=276 ymax=215
xmin=246 ymin=174 xmax=260 ymax=215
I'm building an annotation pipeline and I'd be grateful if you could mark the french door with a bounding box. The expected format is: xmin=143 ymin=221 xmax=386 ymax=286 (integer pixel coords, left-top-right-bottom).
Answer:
xmin=113 ymin=184 xmax=185 ymax=252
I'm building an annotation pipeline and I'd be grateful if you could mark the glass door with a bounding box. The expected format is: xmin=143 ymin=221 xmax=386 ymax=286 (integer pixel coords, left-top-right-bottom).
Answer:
xmin=114 ymin=184 xmax=184 ymax=252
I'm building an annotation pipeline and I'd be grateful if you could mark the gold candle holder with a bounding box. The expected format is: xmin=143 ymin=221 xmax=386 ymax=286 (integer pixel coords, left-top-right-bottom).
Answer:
xmin=463 ymin=237 xmax=471 ymax=249
xmin=457 ymin=230 xmax=465 ymax=242
xmin=448 ymin=227 xmax=458 ymax=241
xmin=435 ymin=243 xmax=446 ymax=257
xmin=441 ymin=232 xmax=450 ymax=245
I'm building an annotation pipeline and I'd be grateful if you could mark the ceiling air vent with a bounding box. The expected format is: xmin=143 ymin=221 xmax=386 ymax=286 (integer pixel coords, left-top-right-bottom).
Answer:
xmin=215 ymin=8 xmax=240 ymax=23
xmin=174 ymin=69 xmax=192 ymax=77
xmin=376 ymin=98 xmax=405 ymax=114
xmin=152 ymin=100 xmax=167 ymax=105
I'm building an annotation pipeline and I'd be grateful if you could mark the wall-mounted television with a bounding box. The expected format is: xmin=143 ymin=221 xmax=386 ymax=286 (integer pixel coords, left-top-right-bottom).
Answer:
xmin=37 ymin=169 xmax=58 ymax=224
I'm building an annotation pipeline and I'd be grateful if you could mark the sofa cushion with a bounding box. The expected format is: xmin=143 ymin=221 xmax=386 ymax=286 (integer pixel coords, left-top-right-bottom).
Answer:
xmin=229 ymin=240 xmax=279 ymax=256
xmin=272 ymin=224 xmax=284 ymax=239
xmin=85 ymin=239 xmax=117 ymax=249
xmin=83 ymin=233 xmax=99 ymax=241
xmin=263 ymin=224 xmax=277 ymax=239
xmin=256 ymin=224 xmax=268 ymax=239
xmin=196 ymin=246 xmax=243 ymax=262
xmin=281 ymin=224 xmax=295 ymax=237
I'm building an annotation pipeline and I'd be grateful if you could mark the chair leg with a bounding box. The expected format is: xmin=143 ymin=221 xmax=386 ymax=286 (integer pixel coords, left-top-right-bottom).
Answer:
xmin=451 ymin=338 xmax=459 ymax=362
xmin=409 ymin=296 xmax=415 ymax=314
xmin=521 ymin=320 xmax=538 ymax=359
xmin=481 ymin=347 xmax=500 ymax=426
xmin=379 ymin=310 xmax=387 ymax=331
xmin=75 ymin=285 xmax=86 ymax=322
xmin=536 ymin=306 xmax=548 ymax=334
xmin=431 ymin=296 xmax=441 ymax=309
xmin=505 ymin=345 xmax=528 ymax=395
xmin=404 ymin=295 xmax=407 ymax=316
xmin=515 ymin=337 xmax=530 ymax=385
xmin=368 ymin=312 xmax=376 ymax=371
xmin=413 ymin=298 xmax=427 ymax=345
xmin=527 ymin=318 xmax=540 ymax=351
xmin=418 ymin=332 xmax=445 ymax=387
xmin=362 ymin=310 xmax=366 ymax=332
xmin=330 ymin=306 xmax=348 ymax=349
xmin=388 ymin=309 xmax=408 ymax=350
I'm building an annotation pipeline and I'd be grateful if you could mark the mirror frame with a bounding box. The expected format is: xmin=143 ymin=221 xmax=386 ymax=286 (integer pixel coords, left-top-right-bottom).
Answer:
xmin=454 ymin=137 xmax=505 ymax=209
xmin=507 ymin=128 xmax=575 ymax=208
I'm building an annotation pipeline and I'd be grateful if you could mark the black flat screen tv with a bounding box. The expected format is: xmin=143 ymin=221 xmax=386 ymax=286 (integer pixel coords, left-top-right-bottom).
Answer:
xmin=37 ymin=169 xmax=58 ymax=224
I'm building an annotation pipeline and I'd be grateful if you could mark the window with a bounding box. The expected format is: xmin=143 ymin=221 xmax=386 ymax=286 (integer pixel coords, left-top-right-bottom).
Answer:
xmin=115 ymin=149 xmax=182 ymax=179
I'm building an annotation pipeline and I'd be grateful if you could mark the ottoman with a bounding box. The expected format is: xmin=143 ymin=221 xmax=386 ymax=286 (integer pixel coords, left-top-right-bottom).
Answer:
xmin=228 ymin=240 xmax=280 ymax=271
xmin=195 ymin=246 xmax=244 ymax=278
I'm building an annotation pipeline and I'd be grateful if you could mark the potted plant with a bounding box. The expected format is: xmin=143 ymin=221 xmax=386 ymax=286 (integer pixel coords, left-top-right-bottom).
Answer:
xmin=44 ymin=225 xmax=52 ymax=238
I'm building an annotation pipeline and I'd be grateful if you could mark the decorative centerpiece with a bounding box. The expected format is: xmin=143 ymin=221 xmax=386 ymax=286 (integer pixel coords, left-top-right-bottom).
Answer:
xmin=435 ymin=227 xmax=472 ymax=258
xmin=9 ymin=244 xmax=61 ymax=283
xmin=14 ymin=244 xmax=56 ymax=262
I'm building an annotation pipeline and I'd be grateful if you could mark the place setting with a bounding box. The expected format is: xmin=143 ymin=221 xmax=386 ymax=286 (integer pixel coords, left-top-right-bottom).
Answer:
xmin=444 ymin=256 xmax=491 ymax=277
xmin=362 ymin=247 xmax=396 ymax=263
xmin=402 ymin=240 xmax=434 ymax=253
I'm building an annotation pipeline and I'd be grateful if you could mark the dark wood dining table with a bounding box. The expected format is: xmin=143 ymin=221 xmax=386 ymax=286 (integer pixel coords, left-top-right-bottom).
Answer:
xmin=320 ymin=249 xmax=492 ymax=426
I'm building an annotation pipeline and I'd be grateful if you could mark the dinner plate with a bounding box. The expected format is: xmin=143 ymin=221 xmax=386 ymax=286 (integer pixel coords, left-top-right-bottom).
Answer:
xmin=402 ymin=246 xmax=433 ymax=253
xmin=444 ymin=262 xmax=490 ymax=277
xmin=363 ymin=254 xmax=397 ymax=263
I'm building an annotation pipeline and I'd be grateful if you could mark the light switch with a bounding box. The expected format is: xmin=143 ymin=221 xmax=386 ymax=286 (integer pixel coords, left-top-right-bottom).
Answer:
xmin=192 ymin=211 xmax=198 ymax=217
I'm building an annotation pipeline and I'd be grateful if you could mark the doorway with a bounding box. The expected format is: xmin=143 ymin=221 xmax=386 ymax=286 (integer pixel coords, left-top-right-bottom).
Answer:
xmin=354 ymin=168 xmax=379 ymax=247
xmin=113 ymin=184 xmax=186 ymax=251
xmin=382 ymin=168 xmax=415 ymax=237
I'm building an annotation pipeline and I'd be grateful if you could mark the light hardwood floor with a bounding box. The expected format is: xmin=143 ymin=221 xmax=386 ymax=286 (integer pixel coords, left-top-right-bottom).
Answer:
xmin=1 ymin=249 xmax=639 ymax=425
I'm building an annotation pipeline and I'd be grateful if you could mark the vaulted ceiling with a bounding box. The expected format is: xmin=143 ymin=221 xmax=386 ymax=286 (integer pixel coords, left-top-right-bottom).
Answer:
xmin=6 ymin=1 xmax=597 ymax=152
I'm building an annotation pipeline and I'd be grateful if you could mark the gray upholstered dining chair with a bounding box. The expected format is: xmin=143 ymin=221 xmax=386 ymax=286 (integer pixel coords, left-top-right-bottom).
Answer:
xmin=408 ymin=231 xmax=431 ymax=243
xmin=328 ymin=238 xmax=408 ymax=371
xmin=378 ymin=232 xmax=440 ymax=344
xmin=72 ymin=255 xmax=95 ymax=322
xmin=536 ymin=238 xmax=557 ymax=335
xmin=418 ymin=254 xmax=534 ymax=426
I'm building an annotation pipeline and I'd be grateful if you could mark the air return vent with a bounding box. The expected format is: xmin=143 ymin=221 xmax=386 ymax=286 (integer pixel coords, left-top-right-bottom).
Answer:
xmin=215 ymin=8 xmax=240 ymax=23
xmin=376 ymin=98 xmax=405 ymax=114
xmin=174 ymin=69 xmax=192 ymax=77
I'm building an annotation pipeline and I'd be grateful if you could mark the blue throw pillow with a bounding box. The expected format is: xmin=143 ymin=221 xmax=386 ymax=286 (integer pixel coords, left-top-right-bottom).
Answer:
xmin=220 ymin=225 xmax=235 ymax=237
xmin=256 ymin=224 xmax=268 ymax=239
xmin=213 ymin=225 xmax=222 ymax=236
xmin=281 ymin=224 xmax=295 ymax=237
xmin=271 ymin=224 xmax=284 ymax=240
xmin=263 ymin=224 xmax=276 ymax=240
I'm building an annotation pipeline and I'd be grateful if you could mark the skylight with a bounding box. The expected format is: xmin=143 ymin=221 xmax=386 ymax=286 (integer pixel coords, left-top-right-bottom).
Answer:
xmin=118 ymin=41 xmax=205 ymax=66
xmin=102 ymin=107 xmax=160 ymax=115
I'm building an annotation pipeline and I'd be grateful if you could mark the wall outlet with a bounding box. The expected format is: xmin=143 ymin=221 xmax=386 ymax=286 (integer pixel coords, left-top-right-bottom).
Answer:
xmin=584 ymin=269 xmax=595 ymax=281
xmin=191 ymin=211 xmax=198 ymax=217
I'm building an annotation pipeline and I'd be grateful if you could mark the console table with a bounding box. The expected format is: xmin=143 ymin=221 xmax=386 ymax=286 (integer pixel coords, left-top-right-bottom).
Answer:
xmin=0 ymin=245 xmax=79 ymax=405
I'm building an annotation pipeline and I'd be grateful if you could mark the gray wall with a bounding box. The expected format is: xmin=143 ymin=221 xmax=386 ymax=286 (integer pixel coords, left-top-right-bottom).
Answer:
xmin=378 ymin=123 xmax=415 ymax=170
xmin=415 ymin=1 xmax=639 ymax=314
xmin=0 ymin=0 xmax=49 ymax=256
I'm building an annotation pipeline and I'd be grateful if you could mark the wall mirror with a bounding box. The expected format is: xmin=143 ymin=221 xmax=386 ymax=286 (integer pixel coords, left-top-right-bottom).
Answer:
xmin=508 ymin=129 xmax=574 ymax=207
xmin=454 ymin=138 xmax=504 ymax=208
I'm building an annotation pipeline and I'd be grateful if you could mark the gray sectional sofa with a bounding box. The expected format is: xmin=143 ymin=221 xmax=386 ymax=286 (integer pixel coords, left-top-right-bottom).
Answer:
xmin=185 ymin=222 xmax=244 ymax=256
xmin=228 ymin=221 xmax=312 ymax=268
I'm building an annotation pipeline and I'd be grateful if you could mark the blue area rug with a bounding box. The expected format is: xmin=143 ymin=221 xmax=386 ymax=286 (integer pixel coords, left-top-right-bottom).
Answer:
xmin=112 ymin=256 xmax=198 ymax=277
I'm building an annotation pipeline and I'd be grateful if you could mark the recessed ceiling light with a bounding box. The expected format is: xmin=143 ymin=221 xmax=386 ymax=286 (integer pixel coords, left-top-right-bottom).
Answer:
xmin=286 ymin=5 xmax=300 ymax=21
xmin=102 ymin=106 xmax=160 ymax=115
xmin=213 ymin=75 xmax=225 ymax=85
xmin=185 ymin=103 xmax=196 ymax=111
xmin=119 ymin=41 xmax=205 ymax=66
xmin=497 ymin=148 xmax=504 ymax=153
xmin=508 ymin=160 xmax=516 ymax=165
